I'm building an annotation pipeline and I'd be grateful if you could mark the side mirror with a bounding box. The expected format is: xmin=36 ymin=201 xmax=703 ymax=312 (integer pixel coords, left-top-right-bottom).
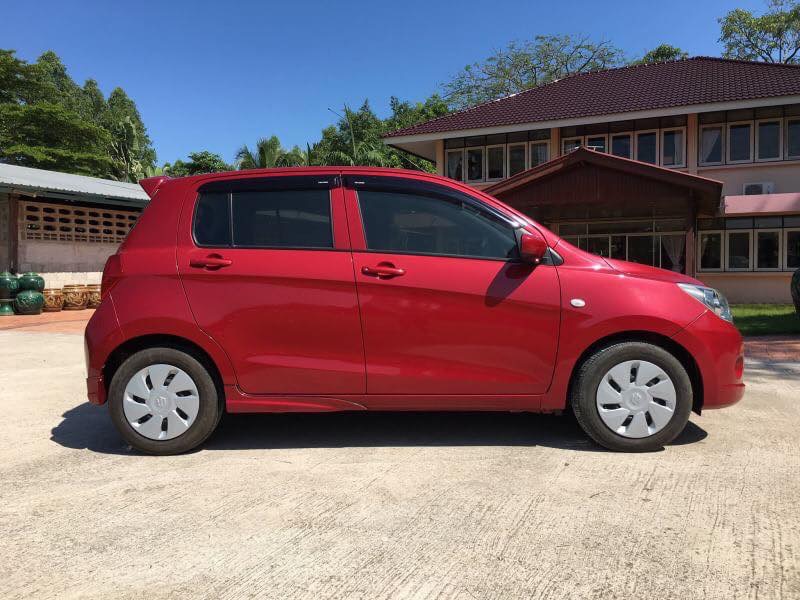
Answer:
xmin=518 ymin=231 xmax=548 ymax=264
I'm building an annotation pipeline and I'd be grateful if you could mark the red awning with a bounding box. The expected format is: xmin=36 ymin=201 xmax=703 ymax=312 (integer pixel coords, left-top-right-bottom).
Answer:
xmin=724 ymin=193 xmax=800 ymax=216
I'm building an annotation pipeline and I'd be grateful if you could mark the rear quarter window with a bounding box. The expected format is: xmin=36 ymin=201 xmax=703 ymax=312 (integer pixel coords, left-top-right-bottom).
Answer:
xmin=193 ymin=192 xmax=231 ymax=247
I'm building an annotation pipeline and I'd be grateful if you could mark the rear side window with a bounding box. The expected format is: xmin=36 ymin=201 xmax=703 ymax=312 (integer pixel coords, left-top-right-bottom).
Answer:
xmin=194 ymin=192 xmax=231 ymax=247
xmin=357 ymin=190 xmax=518 ymax=260
xmin=193 ymin=187 xmax=333 ymax=249
xmin=232 ymin=190 xmax=332 ymax=248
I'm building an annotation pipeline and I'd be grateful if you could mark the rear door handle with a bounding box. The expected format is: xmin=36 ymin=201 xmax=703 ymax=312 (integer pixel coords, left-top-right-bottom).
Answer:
xmin=361 ymin=264 xmax=405 ymax=278
xmin=190 ymin=255 xmax=232 ymax=269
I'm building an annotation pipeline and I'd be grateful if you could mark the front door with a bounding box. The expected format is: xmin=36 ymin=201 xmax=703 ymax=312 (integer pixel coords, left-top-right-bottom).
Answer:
xmin=177 ymin=174 xmax=365 ymax=395
xmin=344 ymin=176 xmax=561 ymax=397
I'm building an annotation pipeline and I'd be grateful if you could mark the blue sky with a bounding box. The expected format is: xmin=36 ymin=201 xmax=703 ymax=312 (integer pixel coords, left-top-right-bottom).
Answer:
xmin=5 ymin=0 xmax=764 ymax=164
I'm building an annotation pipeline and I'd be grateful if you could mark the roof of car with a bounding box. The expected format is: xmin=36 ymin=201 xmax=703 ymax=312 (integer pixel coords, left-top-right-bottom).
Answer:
xmin=384 ymin=57 xmax=800 ymax=138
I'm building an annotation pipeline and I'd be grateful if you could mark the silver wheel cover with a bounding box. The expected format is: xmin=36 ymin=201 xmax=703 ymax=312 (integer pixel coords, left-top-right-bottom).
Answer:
xmin=123 ymin=363 xmax=200 ymax=441
xmin=595 ymin=360 xmax=677 ymax=439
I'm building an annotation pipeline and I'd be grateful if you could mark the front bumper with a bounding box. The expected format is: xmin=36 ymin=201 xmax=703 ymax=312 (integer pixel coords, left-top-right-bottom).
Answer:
xmin=672 ymin=310 xmax=745 ymax=410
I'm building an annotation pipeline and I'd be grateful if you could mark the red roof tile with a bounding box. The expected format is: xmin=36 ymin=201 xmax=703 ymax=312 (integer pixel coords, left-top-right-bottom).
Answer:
xmin=385 ymin=57 xmax=800 ymax=138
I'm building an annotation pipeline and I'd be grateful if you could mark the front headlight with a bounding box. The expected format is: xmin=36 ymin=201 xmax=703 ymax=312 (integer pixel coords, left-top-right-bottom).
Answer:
xmin=677 ymin=283 xmax=733 ymax=322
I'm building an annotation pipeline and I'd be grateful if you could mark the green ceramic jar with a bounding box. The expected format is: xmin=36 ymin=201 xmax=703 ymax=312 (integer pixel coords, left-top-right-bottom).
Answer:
xmin=0 ymin=271 xmax=19 ymax=300
xmin=14 ymin=290 xmax=44 ymax=315
xmin=18 ymin=272 xmax=45 ymax=292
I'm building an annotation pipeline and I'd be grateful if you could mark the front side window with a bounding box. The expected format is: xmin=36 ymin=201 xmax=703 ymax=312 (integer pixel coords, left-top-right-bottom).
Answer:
xmin=194 ymin=192 xmax=232 ymax=247
xmin=636 ymin=131 xmax=657 ymax=164
xmin=508 ymin=144 xmax=527 ymax=176
xmin=728 ymin=123 xmax=753 ymax=162
xmin=661 ymin=129 xmax=685 ymax=167
xmin=611 ymin=134 xmax=632 ymax=158
xmin=446 ymin=150 xmax=464 ymax=181
xmin=530 ymin=141 xmax=549 ymax=167
xmin=699 ymin=126 xmax=723 ymax=165
xmin=699 ymin=232 xmax=722 ymax=270
xmin=486 ymin=145 xmax=505 ymax=180
xmin=357 ymin=190 xmax=518 ymax=260
xmin=231 ymin=189 xmax=332 ymax=248
xmin=756 ymin=120 xmax=781 ymax=161
xmin=466 ymin=148 xmax=484 ymax=181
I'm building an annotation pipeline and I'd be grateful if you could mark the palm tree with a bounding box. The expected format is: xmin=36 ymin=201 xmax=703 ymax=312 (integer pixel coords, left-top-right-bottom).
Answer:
xmin=235 ymin=136 xmax=305 ymax=169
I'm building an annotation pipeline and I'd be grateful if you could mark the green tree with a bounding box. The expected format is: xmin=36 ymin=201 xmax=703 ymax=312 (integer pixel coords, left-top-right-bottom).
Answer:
xmin=635 ymin=44 xmax=689 ymax=64
xmin=442 ymin=35 xmax=625 ymax=109
xmin=104 ymin=87 xmax=157 ymax=181
xmin=719 ymin=0 xmax=800 ymax=63
xmin=235 ymin=135 xmax=306 ymax=169
xmin=163 ymin=151 xmax=232 ymax=177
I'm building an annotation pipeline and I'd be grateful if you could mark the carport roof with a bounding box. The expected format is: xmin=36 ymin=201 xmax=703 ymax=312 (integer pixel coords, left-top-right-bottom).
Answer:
xmin=0 ymin=163 xmax=149 ymax=208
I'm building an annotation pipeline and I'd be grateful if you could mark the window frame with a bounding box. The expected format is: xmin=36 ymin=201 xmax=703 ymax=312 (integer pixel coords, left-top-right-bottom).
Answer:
xmin=725 ymin=229 xmax=753 ymax=271
xmin=465 ymin=147 xmax=485 ymax=183
xmin=754 ymin=228 xmax=782 ymax=271
xmin=698 ymin=124 xmax=725 ymax=166
xmin=529 ymin=140 xmax=550 ymax=167
xmin=785 ymin=117 xmax=800 ymax=160
xmin=634 ymin=129 xmax=659 ymax=165
xmin=506 ymin=142 xmax=528 ymax=176
xmin=755 ymin=118 xmax=783 ymax=162
xmin=585 ymin=134 xmax=608 ymax=153
xmin=445 ymin=149 xmax=465 ymax=181
xmin=562 ymin=136 xmax=583 ymax=154
xmin=726 ymin=121 xmax=754 ymax=164
xmin=697 ymin=230 xmax=725 ymax=272
xmin=610 ymin=132 xmax=633 ymax=159
xmin=660 ymin=126 xmax=686 ymax=168
xmin=485 ymin=143 xmax=506 ymax=182
xmin=784 ymin=227 xmax=800 ymax=270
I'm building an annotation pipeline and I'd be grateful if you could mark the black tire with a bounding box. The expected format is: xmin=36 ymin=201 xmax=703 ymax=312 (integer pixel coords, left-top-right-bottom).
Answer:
xmin=570 ymin=342 xmax=692 ymax=452
xmin=108 ymin=347 xmax=222 ymax=455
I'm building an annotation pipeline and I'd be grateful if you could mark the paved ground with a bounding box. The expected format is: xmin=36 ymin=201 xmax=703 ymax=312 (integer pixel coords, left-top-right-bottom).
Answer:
xmin=0 ymin=314 xmax=798 ymax=599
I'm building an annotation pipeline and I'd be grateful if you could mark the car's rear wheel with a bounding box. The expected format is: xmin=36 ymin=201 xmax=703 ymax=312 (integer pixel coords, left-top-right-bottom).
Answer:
xmin=108 ymin=347 xmax=221 ymax=455
xmin=570 ymin=342 xmax=692 ymax=452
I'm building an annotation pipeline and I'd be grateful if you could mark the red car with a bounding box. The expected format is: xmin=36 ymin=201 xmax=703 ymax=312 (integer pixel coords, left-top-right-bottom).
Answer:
xmin=85 ymin=167 xmax=744 ymax=454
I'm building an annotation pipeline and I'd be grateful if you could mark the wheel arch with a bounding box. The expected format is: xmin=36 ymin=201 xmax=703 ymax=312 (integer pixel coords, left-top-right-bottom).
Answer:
xmin=103 ymin=334 xmax=226 ymax=410
xmin=566 ymin=330 xmax=704 ymax=415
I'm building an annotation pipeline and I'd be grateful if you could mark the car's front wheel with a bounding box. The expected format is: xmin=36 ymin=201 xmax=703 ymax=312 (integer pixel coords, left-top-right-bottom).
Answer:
xmin=570 ymin=342 xmax=693 ymax=452
xmin=108 ymin=347 xmax=222 ymax=455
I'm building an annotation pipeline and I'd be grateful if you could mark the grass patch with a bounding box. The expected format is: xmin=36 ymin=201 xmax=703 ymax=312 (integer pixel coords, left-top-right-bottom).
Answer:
xmin=731 ymin=304 xmax=800 ymax=337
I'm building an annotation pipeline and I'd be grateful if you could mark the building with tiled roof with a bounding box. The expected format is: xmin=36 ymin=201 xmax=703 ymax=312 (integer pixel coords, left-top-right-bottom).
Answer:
xmin=384 ymin=57 xmax=800 ymax=303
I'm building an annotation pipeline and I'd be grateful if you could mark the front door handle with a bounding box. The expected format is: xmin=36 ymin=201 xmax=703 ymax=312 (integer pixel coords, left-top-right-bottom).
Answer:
xmin=190 ymin=254 xmax=232 ymax=269
xmin=361 ymin=263 xmax=405 ymax=278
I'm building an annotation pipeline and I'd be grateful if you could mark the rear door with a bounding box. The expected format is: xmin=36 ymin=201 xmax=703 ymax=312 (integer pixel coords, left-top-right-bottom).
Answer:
xmin=177 ymin=173 xmax=365 ymax=395
xmin=344 ymin=175 xmax=561 ymax=397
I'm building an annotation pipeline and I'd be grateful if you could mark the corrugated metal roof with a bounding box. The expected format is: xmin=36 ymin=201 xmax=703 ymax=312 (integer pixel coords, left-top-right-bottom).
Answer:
xmin=0 ymin=163 xmax=149 ymax=205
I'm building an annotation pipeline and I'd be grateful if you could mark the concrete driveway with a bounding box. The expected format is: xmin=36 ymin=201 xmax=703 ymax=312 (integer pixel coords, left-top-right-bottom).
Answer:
xmin=0 ymin=324 xmax=798 ymax=600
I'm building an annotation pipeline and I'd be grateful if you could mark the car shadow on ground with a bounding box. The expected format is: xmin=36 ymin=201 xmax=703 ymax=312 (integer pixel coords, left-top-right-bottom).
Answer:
xmin=51 ymin=403 xmax=708 ymax=455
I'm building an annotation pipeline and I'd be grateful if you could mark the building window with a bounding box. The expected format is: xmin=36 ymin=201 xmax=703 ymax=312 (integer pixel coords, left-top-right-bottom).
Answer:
xmin=699 ymin=125 xmax=724 ymax=165
xmin=446 ymin=150 xmax=464 ymax=181
xmin=466 ymin=147 xmax=484 ymax=182
xmin=699 ymin=232 xmax=723 ymax=271
xmin=661 ymin=128 xmax=685 ymax=167
xmin=786 ymin=229 xmax=800 ymax=269
xmin=530 ymin=141 xmax=549 ymax=167
xmin=755 ymin=229 xmax=781 ymax=270
xmin=636 ymin=131 xmax=658 ymax=164
xmin=726 ymin=230 xmax=752 ymax=270
xmin=562 ymin=137 xmax=582 ymax=154
xmin=727 ymin=122 xmax=753 ymax=163
xmin=585 ymin=135 xmax=607 ymax=152
xmin=507 ymin=143 xmax=527 ymax=176
xmin=756 ymin=119 xmax=782 ymax=161
xmin=611 ymin=133 xmax=632 ymax=159
xmin=786 ymin=118 xmax=800 ymax=159
xmin=486 ymin=145 xmax=505 ymax=180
